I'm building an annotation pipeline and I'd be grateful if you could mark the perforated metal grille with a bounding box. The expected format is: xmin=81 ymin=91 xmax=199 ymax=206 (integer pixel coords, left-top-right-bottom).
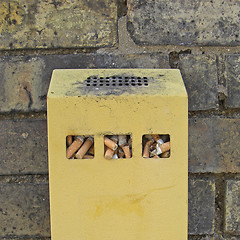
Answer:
xmin=84 ymin=76 xmax=149 ymax=87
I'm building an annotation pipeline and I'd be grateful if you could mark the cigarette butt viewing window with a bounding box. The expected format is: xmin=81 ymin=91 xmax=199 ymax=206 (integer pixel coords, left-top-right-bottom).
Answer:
xmin=142 ymin=134 xmax=170 ymax=158
xmin=66 ymin=135 xmax=94 ymax=159
xmin=104 ymin=135 xmax=132 ymax=159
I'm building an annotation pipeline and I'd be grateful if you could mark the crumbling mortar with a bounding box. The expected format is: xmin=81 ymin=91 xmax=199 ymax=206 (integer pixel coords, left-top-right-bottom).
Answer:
xmin=188 ymin=173 xmax=240 ymax=238
xmin=216 ymin=54 xmax=227 ymax=111
xmin=188 ymin=234 xmax=213 ymax=239
xmin=0 ymin=174 xmax=49 ymax=184
xmin=169 ymin=49 xmax=192 ymax=69
xmin=1 ymin=236 xmax=51 ymax=240
xmin=0 ymin=47 xmax=99 ymax=57
xmin=117 ymin=0 xmax=127 ymax=18
xmin=0 ymin=111 xmax=47 ymax=120
xmin=214 ymin=174 xmax=225 ymax=236
xmin=188 ymin=109 xmax=240 ymax=118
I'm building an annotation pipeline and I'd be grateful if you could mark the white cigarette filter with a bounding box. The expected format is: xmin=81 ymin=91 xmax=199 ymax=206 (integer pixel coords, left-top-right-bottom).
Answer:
xmin=112 ymin=154 xmax=119 ymax=159
xmin=151 ymin=141 xmax=170 ymax=156
xmin=110 ymin=135 xmax=118 ymax=143
xmin=118 ymin=135 xmax=127 ymax=146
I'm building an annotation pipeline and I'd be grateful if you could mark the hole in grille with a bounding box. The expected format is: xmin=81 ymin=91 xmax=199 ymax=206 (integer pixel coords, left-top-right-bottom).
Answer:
xmin=85 ymin=76 xmax=149 ymax=87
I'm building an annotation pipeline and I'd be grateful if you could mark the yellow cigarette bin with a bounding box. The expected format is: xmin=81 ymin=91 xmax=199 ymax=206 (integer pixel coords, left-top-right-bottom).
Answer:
xmin=47 ymin=69 xmax=188 ymax=240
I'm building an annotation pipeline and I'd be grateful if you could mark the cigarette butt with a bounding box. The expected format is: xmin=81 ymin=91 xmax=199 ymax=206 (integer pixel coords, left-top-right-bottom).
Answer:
xmin=143 ymin=139 xmax=154 ymax=158
xmin=122 ymin=145 xmax=131 ymax=158
xmin=152 ymin=134 xmax=164 ymax=144
xmin=82 ymin=154 xmax=94 ymax=159
xmin=161 ymin=151 xmax=170 ymax=158
xmin=112 ymin=153 xmax=118 ymax=159
xmin=150 ymin=141 xmax=171 ymax=156
xmin=159 ymin=141 xmax=170 ymax=154
xmin=88 ymin=145 xmax=94 ymax=155
xmin=150 ymin=142 xmax=157 ymax=151
xmin=104 ymin=137 xmax=118 ymax=150
xmin=75 ymin=137 xmax=94 ymax=159
xmin=152 ymin=134 xmax=160 ymax=141
xmin=157 ymin=138 xmax=164 ymax=145
xmin=118 ymin=135 xmax=127 ymax=146
xmin=105 ymin=147 xmax=114 ymax=159
xmin=66 ymin=135 xmax=73 ymax=146
xmin=118 ymin=149 xmax=125 ymax=158
xmin=66 ymin=136 xmax=84 ymax=159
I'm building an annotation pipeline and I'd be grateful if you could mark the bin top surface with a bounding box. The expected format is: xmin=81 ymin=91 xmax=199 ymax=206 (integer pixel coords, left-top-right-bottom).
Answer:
xmin=48 ymin=69 xmax=187 ymax=98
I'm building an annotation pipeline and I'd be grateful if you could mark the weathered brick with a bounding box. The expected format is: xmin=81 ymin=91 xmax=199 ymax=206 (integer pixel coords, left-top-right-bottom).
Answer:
xmin=0 ymin=53 xmax=169 ymax=112
xmin=0 ymin=120 xmax=48 ymax=175
xmin=127 ymin=0 xmax=240 ymax=46
xmin=1 ymin=238 xmax=50 ymax=240
xmin=225 ymin=54 xmax=240 ymax=108
xmin=223 ymin=238 xmax=240 ymax=240
xmin=188 ymin=237 xmax=220 ymax=240
xmin=189 ymin=118 xmax=240 ymax=173
xmin=0 ymin=183 xmax=50 ymax=237
xmin=188 ymin=178 xmax=215 ymax=235
xmin=225 ymin=180 xmax=240 ymax=235
xmin=0 ymin=57 xmax=46 ymax=112
xmin=179 ymin=54 xmax=218 ymax=111
xmin=188 ymin=236 xmax=238 ymax=240
xmin=0 ymin=0 xmax=117 ymax=49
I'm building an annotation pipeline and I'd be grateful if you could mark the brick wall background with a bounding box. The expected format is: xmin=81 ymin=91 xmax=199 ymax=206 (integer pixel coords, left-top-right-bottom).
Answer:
xmin=0 ymin=0 xmax=240 ymax=239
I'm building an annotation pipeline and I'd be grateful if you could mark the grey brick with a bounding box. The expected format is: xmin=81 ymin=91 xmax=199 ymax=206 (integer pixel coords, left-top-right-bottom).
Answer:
xmin=0 ymin=57 xmax=46 ymax=112
xmin=225 ymin=180 xmax=240 ymax=235
xmin=188 ymin=236 xmax=238 ymax=240
xmin=188 ymin=178 xmax=215 ymax=234
xmin=225 ymin=54 xmax=240 ymax=108
xmin=0 ymin=53 xmax=169 ymax=112
xmin=0 ymin=0 xmax=117 ymax=49
xmin=127 ymin=0 xmax=240 ymax=46
xmin=1 ymin=238 xmax=50 ymax=240
xmin=0 ymin=120 xmax=48 ymax=175
xmin=0 ymin=183 xmax=50 ymax=237
xmin=189 ymin=118 xmax=240 ymax=173
xmin=179 ymin=54 xmax=218 ymax=111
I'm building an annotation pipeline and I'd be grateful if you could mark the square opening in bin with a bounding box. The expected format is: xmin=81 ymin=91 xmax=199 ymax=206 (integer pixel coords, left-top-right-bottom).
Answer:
xmin=66 ymin=135 xmax=94 ymax=159
xmin=142 ymin=134 xmax=170 ymax=158
xmin=104 ymin=135 xmax=132 ymax=159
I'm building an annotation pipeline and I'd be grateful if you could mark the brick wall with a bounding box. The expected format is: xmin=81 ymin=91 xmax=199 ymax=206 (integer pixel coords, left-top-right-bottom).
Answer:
xmin=0 ymin=0 xmax=240 ymax=239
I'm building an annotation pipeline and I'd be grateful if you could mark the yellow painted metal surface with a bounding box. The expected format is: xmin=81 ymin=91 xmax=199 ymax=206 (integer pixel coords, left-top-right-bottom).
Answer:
xmin=47 ymin=69 xmax=188 ymax=240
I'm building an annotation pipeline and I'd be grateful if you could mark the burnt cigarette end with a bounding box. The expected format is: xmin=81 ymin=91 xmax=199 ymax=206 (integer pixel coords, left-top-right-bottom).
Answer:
xmin=142 ymin=139 xmax=154 ymax=158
